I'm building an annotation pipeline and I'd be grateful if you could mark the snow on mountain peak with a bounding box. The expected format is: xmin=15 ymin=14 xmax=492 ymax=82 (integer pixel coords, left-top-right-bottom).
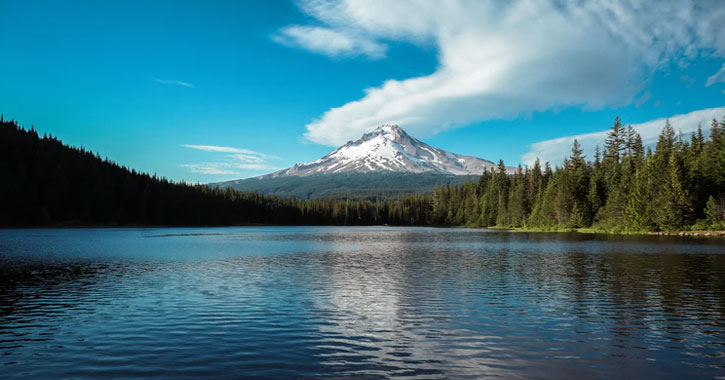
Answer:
xmin=274 ymin=124 xmax=507 ymax=176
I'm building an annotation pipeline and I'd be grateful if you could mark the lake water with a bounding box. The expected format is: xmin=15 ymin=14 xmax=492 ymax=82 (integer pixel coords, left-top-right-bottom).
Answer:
xmin=1 ymin=227 xmax=724 ymax=379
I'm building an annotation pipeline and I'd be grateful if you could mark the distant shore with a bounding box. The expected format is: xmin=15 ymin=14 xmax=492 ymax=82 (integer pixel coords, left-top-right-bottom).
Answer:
xmin=0 ymin=222 xmax=271 ymax=230
xmin=4 ymin=223 xmax=725 ymax=239
xmin=497 ymin=226 xmax=725 ymax=238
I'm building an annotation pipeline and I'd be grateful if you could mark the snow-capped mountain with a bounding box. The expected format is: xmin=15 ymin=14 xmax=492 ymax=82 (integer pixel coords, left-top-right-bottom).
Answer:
xmin=272 ymin=124 xmax=506 ymax=176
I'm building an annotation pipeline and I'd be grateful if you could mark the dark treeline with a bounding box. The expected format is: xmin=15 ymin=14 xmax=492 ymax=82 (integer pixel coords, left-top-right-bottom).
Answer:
xmin=429 ymin=117 xmax=725 ymax=232
xmin=2 ymin=116 xmax=724 ymax=231
xmin=0 ymin=118 xmax=427 ymax=227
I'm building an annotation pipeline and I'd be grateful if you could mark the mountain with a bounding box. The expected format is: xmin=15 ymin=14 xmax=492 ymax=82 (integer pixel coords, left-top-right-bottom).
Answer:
xmin=272 ymin=124 xmax=502 ymax=176
xmin=214 ymin=172 xmax=476 ymax=200
xmin=0 ymin=117 xmax=436 ymax=226
xmin=215 ymin=125 xmax=513 ymax=199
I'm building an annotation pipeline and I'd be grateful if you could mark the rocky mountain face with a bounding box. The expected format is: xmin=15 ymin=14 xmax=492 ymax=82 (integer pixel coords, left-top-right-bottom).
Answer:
xmin=271 ymin=124 xmax=504 ymax=177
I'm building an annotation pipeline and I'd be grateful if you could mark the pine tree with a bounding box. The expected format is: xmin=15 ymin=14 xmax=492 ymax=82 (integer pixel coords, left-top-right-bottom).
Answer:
xmin=631 ymin=133 xmax=644 ymax=167
xmin=704 ymin=195 xmax=724 ymax=229
xmin=507 ymin=166 xmax=528 ymax=227
xmin=543 ymin=161 xmax=553 ymax=186
xmin=656 ymin=119 xmax=676 ymax=157
xmin=653 ymin=154 xmax=691 ymax=230
xmin=605 ymin=116 xmax=625 ymax=164
xmin=494 ymin=160 xmax=510 ymax=226
xmin=527 ymin=158 xmax=543 ymax=215
xmin=566 ymin=139 xmax=592 ymax=224
xmin=624 ymin=159 xmax=654 ymax=231
xmin=588 ymin=176 xmax=603 ymax=219
xmin=691 ymin=124 xmax=705 ymax=154
xmin=594 ymin=145 xmax=602 ymax=171
xmin=625 ymin=125 xmax=638 ymax=158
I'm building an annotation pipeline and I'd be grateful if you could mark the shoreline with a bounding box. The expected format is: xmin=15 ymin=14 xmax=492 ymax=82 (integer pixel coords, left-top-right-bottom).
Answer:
xmin=3 ymin=223 xmax=725 ymax=239
xmin=496 ymin=226 xmax=725 ymax=238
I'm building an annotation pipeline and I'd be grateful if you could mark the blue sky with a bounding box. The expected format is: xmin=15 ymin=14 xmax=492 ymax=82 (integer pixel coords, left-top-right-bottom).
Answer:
xmin=1 ymin=0 xmax=725 ymax=182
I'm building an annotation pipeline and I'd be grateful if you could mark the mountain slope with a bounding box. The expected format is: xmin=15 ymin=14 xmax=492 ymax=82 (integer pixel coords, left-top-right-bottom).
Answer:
xmin=215 ymin=124 xmax=511 ymax=199
xmin=214 ymin=172 xmax=477 ymax=200
xmin=272 ymin=124 xmax=503 ymax=176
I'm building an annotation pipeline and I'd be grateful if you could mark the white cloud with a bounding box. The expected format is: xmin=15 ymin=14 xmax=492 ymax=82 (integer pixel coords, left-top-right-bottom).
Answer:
xmin=522 ymin=107 xmax=725 ymax=166
xmin=634 ymin=92 xmax=652 ymax=108
xmin=272 ymin=25 xmax=386 ymax=58
xmin=181 ymin=144 xmax=273 ymax=157
xmin=706 ymin=64 xmax=725 ymax=86
xmin=153 ymin=77 xmax=194 ymax=88
xmin=180 ymin=144 xmax=279 ymax=177
xmin=180 ymin=163 xmax=237 ymax=175
xmin=230 ymin=153 xmax=267 ymax=164
xmin=274 ymin=0 xmax=725 ymax=147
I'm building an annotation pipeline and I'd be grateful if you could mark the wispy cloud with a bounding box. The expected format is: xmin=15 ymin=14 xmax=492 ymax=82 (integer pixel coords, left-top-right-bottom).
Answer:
xmin=181 ymin=144 xmax=275 ymax=158
xmin=634 ymin=92 xmax=652 ymax=108
xmin=180 ymin=144 xmax=279 ymax=177
xmin=272 ymin=25 xmax=386 ymax=59
xmin=273 ymin=0 xmax=725 ymax=147
xmin=180 ymin=163 xmax=237 ymax=175
xmin=230 ymin=153 xmax=267 ymax=164
xmin=706 ymin=64 xmax=725 ymax=86
xmin=522 ymin=107 xmax=725 ymax=166
xmin=153 ymin=77 xmax=194 ymax=88
xmin=180 ymin=162 xmax=279 ymax=175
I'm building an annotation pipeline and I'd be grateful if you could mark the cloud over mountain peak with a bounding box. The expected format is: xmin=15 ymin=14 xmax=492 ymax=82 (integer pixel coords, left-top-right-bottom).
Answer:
xmin=275 ymin=0 xmax=725 ymax=147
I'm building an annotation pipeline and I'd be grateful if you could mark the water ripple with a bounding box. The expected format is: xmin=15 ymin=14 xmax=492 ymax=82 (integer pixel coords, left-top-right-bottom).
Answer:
xmin=0 ymin=226 xmax=723 ymax=379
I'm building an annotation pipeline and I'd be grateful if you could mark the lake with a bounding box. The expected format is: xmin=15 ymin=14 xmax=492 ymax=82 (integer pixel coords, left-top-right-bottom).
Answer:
xmin=0 ymin=226 xmax=724 ymax=379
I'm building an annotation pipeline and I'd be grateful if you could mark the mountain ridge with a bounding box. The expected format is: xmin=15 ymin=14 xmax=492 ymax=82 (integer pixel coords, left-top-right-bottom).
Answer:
xmin=214 ymin=124 xmax=513 ymax=199
xmin=269 ymin=124 xmax=512 ymax=177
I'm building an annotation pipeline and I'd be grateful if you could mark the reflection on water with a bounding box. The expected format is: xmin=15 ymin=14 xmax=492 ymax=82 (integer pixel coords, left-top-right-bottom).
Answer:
xmin=0 ymin=227 xmax=724 ymax=379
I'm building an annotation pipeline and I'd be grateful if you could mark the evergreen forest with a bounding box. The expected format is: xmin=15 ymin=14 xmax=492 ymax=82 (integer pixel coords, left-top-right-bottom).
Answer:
xmin=2 ymin=116 xmax=724 ymax=232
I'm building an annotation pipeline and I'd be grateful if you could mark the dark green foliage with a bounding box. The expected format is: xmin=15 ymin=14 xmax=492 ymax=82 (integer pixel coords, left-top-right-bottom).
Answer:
xmin=0 ymin=119 xmax=431 ymax=227
xmin=704 ymin=196 xmax=725 ymax=229
xmin=214 ymin=172 xmax=474 ymax=200
xmin=428 ymin=116 xmax=725 ymax=232
xmin=2 ymin=116 xmax=724 ymax=232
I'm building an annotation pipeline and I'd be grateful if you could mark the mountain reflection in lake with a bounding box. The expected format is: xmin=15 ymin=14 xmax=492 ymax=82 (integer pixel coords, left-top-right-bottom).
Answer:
xmin=0 ymin=227 xmax=723 ymax=379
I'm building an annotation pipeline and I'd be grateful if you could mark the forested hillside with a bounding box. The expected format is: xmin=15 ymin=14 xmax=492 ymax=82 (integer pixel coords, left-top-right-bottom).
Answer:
xmin=429 ymin=117 xmax=725 ymax=232
xmin=0 ymin=117 xmax=426 ymax=227
xmin=2 ymin=116 xmax=723 ymax=232
xmin=214 ymin=172 xmax=474 ymax=200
